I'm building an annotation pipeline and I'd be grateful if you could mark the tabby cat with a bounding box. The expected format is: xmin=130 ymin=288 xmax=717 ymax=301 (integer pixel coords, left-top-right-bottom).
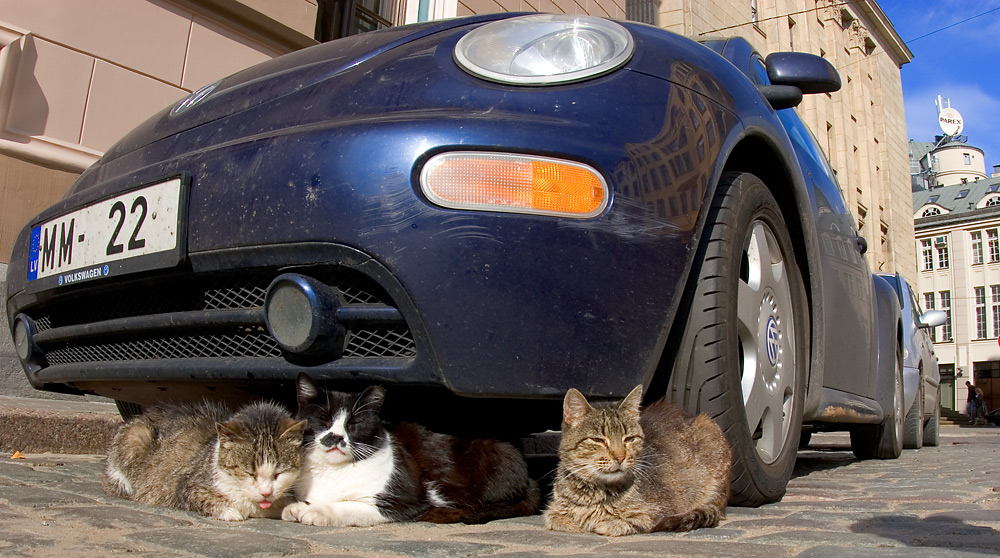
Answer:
xmin=104 ymin=401 xmax=306 ymax=521
xmin=281 ymin=373 xmax=540 ymax=526
xmin=544 ymin=385 xmax=732 ymax=536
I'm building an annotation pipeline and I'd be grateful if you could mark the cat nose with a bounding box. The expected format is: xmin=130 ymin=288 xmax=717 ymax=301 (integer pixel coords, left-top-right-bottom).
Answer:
xmin=259 ymin=486 xmax=273 ymax=497
xmin=320 ymin=433 xmax=344 ymax=448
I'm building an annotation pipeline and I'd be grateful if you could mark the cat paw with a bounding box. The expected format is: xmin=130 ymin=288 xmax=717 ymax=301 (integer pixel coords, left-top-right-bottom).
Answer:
xmin=281 ymin=502 xmax=339 ymax=526
xmin=216 ymin=507 xmax=248 ymax=522
xmin=591 ymin=522 xmax=639 ymax=537
xmin=281 ymin=501 xmax=308 ymax=522
xmin=295 ymin=506 xmax=339 ymax=527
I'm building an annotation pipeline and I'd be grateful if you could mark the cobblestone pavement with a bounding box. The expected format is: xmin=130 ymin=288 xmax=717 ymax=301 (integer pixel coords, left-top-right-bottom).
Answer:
xmin=1 ymin=425 xmax=998 ymax=557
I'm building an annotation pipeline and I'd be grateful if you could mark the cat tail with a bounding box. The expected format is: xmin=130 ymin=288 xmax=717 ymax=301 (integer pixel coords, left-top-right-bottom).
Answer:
xmin=653 ymin=506 xmax=725 ymax=532
xmin=418 ymin=479 xmax=541 ymax=524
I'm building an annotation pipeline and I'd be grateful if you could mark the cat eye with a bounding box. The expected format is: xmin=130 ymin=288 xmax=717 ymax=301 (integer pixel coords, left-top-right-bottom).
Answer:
xmin=624 ymin=435 xmax=642 ymax=444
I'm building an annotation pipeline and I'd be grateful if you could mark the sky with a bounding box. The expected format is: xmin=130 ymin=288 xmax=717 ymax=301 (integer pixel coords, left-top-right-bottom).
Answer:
xmin=877 ymin=0 xmax=1000 ymax=170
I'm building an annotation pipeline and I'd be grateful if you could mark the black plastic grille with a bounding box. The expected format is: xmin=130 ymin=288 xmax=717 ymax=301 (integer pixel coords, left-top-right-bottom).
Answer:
xmin=33 ymin=269 xmax=388 ymax=333
xmin=29 ymin=267 xmax=416 ymax=365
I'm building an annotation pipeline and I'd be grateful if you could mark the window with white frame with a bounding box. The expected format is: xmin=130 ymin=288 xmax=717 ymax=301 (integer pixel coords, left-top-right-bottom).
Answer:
xmin=976 ymin=287 xmax=988 ymax=339
xmin=921 ymin=239 xmax=933 ymax=270
xmin=936 ymin=237 xmax=949 ymax=268
xmin=990 ymin=229 xmax=1000 ymax=262
xmin=940 ymin=290 xmax=952 ymax=341
xmin=992 ymin=285 xmax=1000 ymax=338
xmin=972 ymin=231 xmax=984 ymax=264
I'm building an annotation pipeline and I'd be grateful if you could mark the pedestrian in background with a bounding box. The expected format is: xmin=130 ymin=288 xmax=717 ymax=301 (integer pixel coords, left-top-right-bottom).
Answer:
xmin=967 ymin=381 xmax=988 ymax=426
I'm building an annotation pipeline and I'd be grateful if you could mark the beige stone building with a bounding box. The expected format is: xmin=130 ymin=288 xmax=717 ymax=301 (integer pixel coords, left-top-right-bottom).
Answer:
xmin=0 ymin=1 xmax=913 ymax=282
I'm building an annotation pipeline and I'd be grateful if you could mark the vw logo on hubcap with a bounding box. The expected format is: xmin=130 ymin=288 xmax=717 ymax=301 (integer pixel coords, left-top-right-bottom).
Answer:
xmin=766 ymin=316 xmax=779 ymax=366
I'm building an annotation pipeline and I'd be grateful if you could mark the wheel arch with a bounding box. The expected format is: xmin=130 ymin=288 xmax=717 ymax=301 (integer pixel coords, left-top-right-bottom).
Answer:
xmin=645 ymin=131 xmax=826 ymax=410
xmin=721 ymin=135 xmax=824 ymax=413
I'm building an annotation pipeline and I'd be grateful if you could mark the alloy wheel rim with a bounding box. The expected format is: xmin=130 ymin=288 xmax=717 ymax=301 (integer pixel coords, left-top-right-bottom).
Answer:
xmin=737 ymin=220 xmax=797 ymax=465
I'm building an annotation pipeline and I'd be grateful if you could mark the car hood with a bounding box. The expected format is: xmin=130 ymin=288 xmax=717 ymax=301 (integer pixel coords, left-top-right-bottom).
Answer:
xmin=64 ymin=14 xmax=747 ymax=202
xmin=97 ymin=14 xmax=513 ymax=167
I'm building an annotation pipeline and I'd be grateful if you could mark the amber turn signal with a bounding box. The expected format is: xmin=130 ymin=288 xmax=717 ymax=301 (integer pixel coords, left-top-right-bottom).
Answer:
xmin=420 ymin=152 xmax=608 ymax=218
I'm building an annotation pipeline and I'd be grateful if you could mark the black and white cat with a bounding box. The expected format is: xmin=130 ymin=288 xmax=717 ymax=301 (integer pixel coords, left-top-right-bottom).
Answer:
xmin=281 ymin=373 xmax=540 ymax=527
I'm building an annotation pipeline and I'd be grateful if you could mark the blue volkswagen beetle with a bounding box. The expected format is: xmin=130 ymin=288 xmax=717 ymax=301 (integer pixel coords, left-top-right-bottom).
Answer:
xmin=6 ymin=14 xmax=903 ymax=506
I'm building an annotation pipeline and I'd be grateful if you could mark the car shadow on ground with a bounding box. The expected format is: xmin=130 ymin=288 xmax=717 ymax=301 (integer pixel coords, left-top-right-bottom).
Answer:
xmin=850 ymin=514 xmax=1000 ymax=554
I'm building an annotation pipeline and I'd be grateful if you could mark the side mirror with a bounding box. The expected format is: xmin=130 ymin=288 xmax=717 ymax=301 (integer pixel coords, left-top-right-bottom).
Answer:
xmin=765 ymin=52 xmax=842 ymax=94
xmin=757 ymin=52 xmax=841 ymax=109
xmin=918 ymin=310 xmax=947 ymax=329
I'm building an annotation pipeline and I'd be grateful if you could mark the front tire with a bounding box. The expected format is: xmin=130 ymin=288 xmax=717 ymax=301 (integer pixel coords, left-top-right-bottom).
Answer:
xmin=923 ymin=403 xmax=940 ymax=447
xmin=114 ymin=400 xmax=143 ymax=421
xmin=668 ymin=172 xmax=807 ymax=507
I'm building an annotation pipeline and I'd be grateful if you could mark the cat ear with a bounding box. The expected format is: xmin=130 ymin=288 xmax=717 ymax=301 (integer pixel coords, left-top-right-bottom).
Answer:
xmin=217 ymin=420 xmax=244 ymax=443
xmin=280 ymin=418 xmax=308 ymax=444
xmin=296 ymin=373 xmax=322 ymax=405
xmin=356 ymin=385 xmax=386 ymax=417
xmin=619 ymin=385 xmax=643 ymax=417
xmin=563 ymin=388 xmax=592 ymax=428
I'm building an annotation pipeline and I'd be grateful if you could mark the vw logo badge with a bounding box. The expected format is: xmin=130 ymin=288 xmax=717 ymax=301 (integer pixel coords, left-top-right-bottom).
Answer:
xmin=766 ymin=317 xmax=779 ymax=366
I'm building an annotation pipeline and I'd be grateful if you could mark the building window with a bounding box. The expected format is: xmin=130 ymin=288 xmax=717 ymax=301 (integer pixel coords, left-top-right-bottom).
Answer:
xmin=964 ymin=153 xmax=972 ymax=165
xmin=992 ymin=285 xmax=1000 ymax=338
xmin=940 ymin=291 xmax=952 ymax=341
xmin=315 ymin=0 xmax=396 ymax=41
xmin=921 ymin=239 xmax=933 ymax=270
xmin=976 ymin=287 xmax=988 ymax=339
xmin=936 ymin=237 xmax=949 ymax=269
xmin=956 ymin=189 xmax=969 ymax=199
xmin=925 ymin=292 xmax=936 ymax=342
xmin=990 ymin=229 xmax=1000 ymax=262
xmin=972 ymin=231 xmax=984 ymax=264
xmin=922 ymin=208 xmax=941 ymax=217
xmin=988 ymin=197 xmax=1000 ymax=207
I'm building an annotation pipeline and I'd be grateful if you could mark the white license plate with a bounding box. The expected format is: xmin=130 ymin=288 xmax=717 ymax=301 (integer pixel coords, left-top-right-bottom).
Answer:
xmin=27 ymin=177 xmax=186 ymax=290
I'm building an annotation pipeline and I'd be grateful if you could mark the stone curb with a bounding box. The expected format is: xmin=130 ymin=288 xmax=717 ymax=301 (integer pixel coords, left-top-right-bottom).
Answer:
xmin=0 ymin=395 xmax=120 ymax=455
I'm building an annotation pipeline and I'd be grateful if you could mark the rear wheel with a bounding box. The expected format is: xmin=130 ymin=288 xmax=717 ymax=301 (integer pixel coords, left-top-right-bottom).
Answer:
xmin=903 ymin=381 xmax=924 ymax=449
xmin=850 ymin=347 xmax=903 ymax=460
xmin=668 ymin=172 xmax=807 ymax=506
xmin=923 ymin=403 xmax=940 ymax=447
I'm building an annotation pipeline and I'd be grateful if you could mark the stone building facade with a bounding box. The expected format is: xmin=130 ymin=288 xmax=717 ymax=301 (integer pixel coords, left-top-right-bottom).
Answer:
xmin=913 ymin=147 xmax=1000 ymax=414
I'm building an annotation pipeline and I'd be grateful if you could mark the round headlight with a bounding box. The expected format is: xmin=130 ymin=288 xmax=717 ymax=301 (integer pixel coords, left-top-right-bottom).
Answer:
xmin=454 ymin=15 xmax=634 ymax=86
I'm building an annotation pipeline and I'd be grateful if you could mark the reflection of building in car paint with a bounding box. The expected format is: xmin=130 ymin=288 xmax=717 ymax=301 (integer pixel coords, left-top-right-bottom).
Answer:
xmin=614 ymin=62 xmax=733 ymax=232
